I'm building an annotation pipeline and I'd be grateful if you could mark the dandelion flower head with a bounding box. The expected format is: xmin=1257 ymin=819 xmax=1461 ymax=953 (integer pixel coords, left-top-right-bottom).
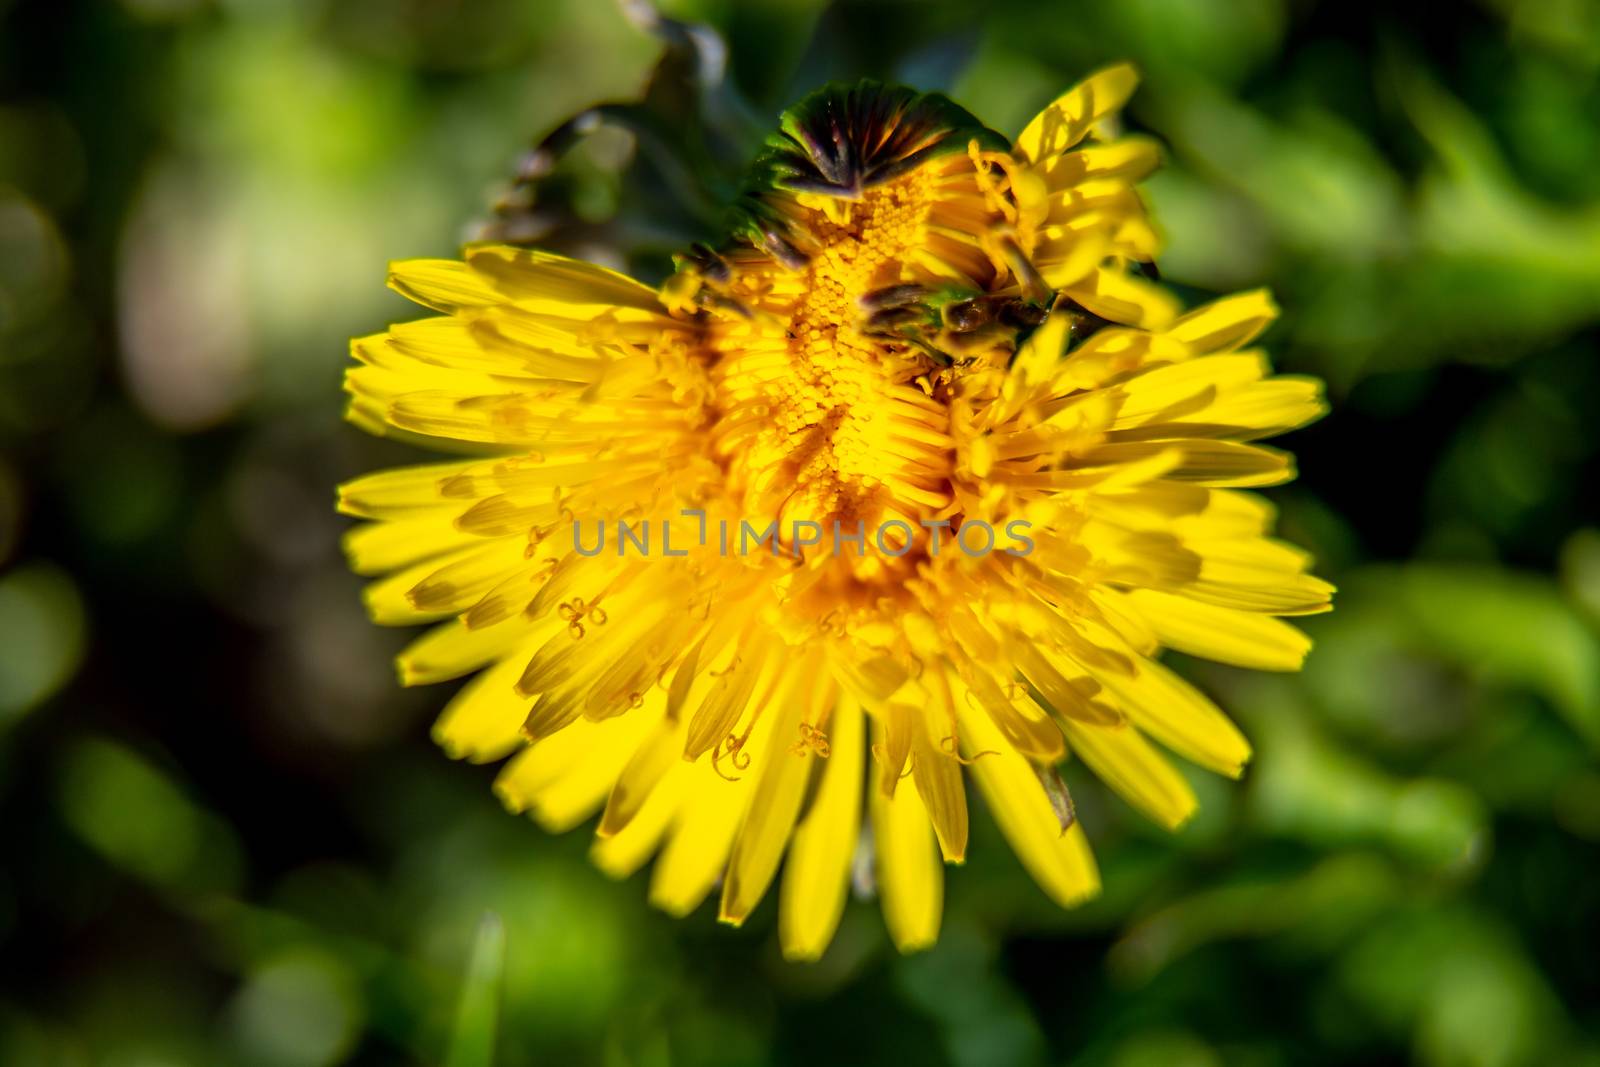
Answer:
xmin=339 ymin=65 xmax=1332 ymax=959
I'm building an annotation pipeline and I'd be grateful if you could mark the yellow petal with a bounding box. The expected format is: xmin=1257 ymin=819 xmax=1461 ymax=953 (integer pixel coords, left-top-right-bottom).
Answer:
xmin=345 ymin=353 xmax=501 ymax=401
xmin=1009 ymin=303 xmax=1074 ymax=393
xmin=952 ymin=670 xmax=1066 ymax=762
xmin=1059 ymin=718 xmax=1197 ymax=830
xmin=342 ymin=515 xmax=482 ymax=576
xmin=405 ymin=538 xmax=532 ymax=615
xmin=1194 ymin=378 xmax=1326 ymax=438
xmin=648 ymin=765 xmax=749 ymax=917
xmin=432 ymin=653 xmax=529 ymax=763
xmin=495 ymin=727 xmax=598 ymax=814
xmin=1201 ymin=488 xmax=1278 ymax=533
xmin=386 ymin=316 xmax=549 ymax=378
xmin=1092 ymin=654 xmax=1252 ymax=778
xmin=1185 ymin=543 xmax=1336 ymax=614
xmin=911 ymin=718 xmax=969 ymax=864
xmin=720 ymin=699 xmax=815 ymax=925
xmin=871 ymin=719 xmax=943 ymax=952
xmin=1112 ymin=379 xmax=1327 ymax=442
xmin=1114 ymin=213 xmax=1161 ymax=260
xmin=872 ymin=701 xmax=915 ymax=794
xmin=1051 ymin=327 xmax=1187 ymax=392
xmin=397 ymin=617 xmax=543 ymax=687
xmin=598 ymin=709 xmax=687 ymax=837
xmin=1113 ymin=353 xmax=1271 ymax=424
xmin=684 ymin=646 xmax=773 ymax=761
xmin=1016 ymin=644 xmax=1125 ymax=726
xmin=1167 ymin=289 xmax=1278 ymax=354
xmin=361 ymin=557 xmax=466 ymax=626
xmin=1192 ymin=533 xmax=1316 ymax=573
xmin=387 ymin=258 xmax=499 ymax=312
xmin=464 ymin=245 xmax=664 ymax=313
xmin=390 ymin=247 xmax=664 ymax=316
xmin=1088 ymin=440 xmax=1295 ymax=488
xmin=495 ymin=706 xmax=658 ymax=832
xmin=1065 ymin=266 xmax=1180 ymax=330
xmin=1184 ymin=573 xmax=1336 ymax=615
xmin=454 ymin=494 xmax=556 ymax=537
xmin=780 ymin=701 xmax=865 ymax=962
xmin=1038 ymin=136 xmax=1162 ymax=188
xmin=1036 ymin=230 xmax=1110 ymax=290
xmin=1124 ymin=588 xmax=1312 ymax=671
xmin=1014 ymin=63 xmax=1141 ymax=164
xmin=336 ymin=460 xmax=483 ymax=519
xmin=956 ymin=698 xmax=1100 ymax=908
xmin=831 ymin=654 xmax=912 ymax=710
xmin=591 ymin=762 xmax=688 ymax=878
xmin=378 ymin=391 xmax=525 ymax=445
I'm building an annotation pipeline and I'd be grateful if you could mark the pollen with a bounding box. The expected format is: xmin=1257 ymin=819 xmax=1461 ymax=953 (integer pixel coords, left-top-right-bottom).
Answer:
xmin=705 ymin=168 xmax=958 ymax=547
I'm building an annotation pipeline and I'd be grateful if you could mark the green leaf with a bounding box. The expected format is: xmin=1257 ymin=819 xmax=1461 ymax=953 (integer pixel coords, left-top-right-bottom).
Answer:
xmin=446 ymin=912 xmax=507 ymax=1067
xmin=1385 ymin=564 xmax=1600 ymax=748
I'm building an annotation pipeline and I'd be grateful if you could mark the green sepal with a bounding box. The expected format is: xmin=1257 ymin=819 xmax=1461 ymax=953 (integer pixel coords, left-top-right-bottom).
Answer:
xmin=726 ymin=81 xmax=1009 ymax=251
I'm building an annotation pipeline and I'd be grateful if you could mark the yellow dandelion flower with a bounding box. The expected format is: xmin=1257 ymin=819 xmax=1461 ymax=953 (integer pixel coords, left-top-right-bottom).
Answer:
xmin=339 ymin=65 xmax=1331 ymax=959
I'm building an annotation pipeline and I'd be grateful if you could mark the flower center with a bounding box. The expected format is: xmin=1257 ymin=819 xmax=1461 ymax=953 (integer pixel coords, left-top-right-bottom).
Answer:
xmin=704 ymin=170 xmax=963 ymax=550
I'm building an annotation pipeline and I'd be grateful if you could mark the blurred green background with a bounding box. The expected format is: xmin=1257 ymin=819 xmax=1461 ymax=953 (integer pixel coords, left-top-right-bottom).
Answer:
xmin=3 ymin=0 xmax=1600 ymax=1064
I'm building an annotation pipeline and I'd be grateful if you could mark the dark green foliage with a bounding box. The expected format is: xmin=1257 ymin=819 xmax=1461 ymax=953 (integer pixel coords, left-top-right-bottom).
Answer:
xmin=1 ymin=1 xmax=1598 ymax=1065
